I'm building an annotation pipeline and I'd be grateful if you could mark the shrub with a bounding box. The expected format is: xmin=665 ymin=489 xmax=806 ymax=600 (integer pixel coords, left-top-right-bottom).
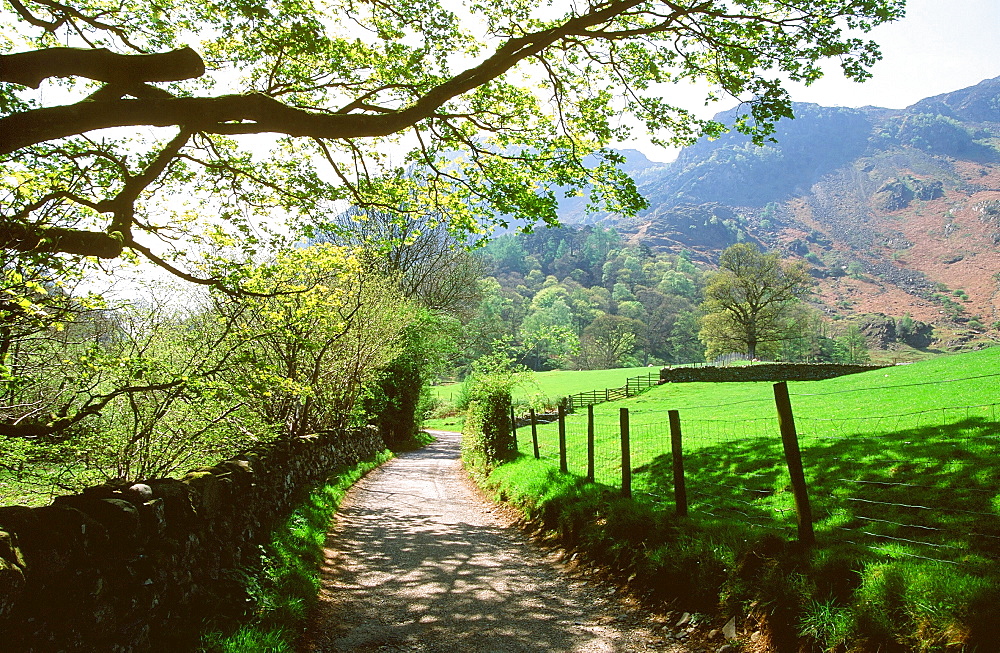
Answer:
xmin=461 ymin=352 xmax=527 ymax=472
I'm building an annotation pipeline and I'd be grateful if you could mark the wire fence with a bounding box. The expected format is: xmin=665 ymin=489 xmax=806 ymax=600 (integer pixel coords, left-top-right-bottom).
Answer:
xmin=516 ymin=374 xmax=1000 ymax=567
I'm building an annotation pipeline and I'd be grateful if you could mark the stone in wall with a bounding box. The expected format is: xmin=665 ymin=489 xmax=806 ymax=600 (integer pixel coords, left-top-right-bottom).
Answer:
xmin=0 ymin=426 xmax=386 ymax=653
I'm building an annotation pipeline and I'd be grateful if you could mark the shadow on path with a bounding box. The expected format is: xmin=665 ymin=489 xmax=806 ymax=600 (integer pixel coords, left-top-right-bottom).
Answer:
xmin=301 ymin=431 xmax=680 ymax=653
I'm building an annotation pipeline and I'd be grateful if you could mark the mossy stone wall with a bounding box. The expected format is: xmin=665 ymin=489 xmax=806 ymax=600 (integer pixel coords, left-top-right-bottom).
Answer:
xmin=0 ymin=427 xmax=384 ymax=652
xmin=659 ymin=363 xmax=890 ymax=383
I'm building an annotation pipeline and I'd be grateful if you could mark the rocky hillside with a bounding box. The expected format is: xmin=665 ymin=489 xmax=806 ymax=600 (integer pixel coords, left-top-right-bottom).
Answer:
xmin=576 ymin=77 xmax=1000 ymax=350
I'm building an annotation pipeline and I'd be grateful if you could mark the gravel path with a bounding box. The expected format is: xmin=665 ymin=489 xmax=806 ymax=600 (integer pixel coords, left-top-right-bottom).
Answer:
xmin=300 ymin=431 xmax=693 ymax=653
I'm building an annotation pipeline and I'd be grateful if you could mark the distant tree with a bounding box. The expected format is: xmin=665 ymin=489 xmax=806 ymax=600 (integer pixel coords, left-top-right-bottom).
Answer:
xmin=519 ymin=298 xmax=578 ymax=370
xmin=580 ymin=314 xmax=644 ymax=369
xmin=699 ymin=243 xmax=811 ymax=359
xmin=897 ymin=313 xmax=915 ymax=339
xmin=668 ymin=310 xmax=707 ymax=363
xmin=779 ymin=306 xmax=838 ymax=362
xmin=462 ymin=351 xmax=526 ymax=469
xmin=836 ymin=324 xmax=871 ymax=364
xmin=321 ymin=207 xmax=485 ymax=319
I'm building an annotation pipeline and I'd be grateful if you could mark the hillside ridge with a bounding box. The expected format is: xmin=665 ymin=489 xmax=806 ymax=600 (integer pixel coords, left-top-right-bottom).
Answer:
xmin=572 ymin=76 xmax=1000 ymax=345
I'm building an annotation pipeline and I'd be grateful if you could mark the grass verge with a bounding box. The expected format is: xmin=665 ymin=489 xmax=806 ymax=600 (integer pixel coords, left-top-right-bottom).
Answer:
xmin=199 ymin=448 xmax=395 ymax=652
xmin=479 ymin=448 xmax=1000 ymax=650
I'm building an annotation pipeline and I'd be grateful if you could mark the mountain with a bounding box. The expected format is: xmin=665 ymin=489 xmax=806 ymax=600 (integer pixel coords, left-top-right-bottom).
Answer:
xmin=573 ymin=76 xmax=1000 ymax=349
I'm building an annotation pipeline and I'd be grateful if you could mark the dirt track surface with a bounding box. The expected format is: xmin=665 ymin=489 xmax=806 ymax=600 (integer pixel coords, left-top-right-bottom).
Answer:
xmin=301 ymin=430 xmax=691 ymax=653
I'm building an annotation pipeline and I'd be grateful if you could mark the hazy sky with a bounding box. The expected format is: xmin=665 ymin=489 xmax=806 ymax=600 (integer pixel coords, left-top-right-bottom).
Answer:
xmin=788 ymin=0 xmax=1000 ymax=108
xmin=628 ymin=0 xmax=1000 ymax=161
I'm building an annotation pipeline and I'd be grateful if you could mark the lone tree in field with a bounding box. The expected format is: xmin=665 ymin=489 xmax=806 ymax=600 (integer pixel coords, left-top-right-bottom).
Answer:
xmin=699 ymin=243 xmax=811 ymax=360
xmin=1 ymin=0 xmax=904 ymax=290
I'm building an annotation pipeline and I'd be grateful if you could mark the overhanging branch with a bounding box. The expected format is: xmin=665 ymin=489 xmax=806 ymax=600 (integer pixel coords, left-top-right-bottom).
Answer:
xmin=0 ymin=46 xmax=205 ymax=88
xmin=0 ymin=222 xmax=124 ymax=258
xmin=0 ymin=0 xmax=657 ymax=154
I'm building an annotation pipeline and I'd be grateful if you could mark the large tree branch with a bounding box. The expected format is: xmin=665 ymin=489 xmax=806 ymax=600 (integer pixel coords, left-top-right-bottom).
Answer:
xmin=0 ymin=0 xmax=662 ymax=154
xmin=0 ymin=46 xmax=205 ymax=88
xmin=3 ymin=129 xmax=192 ymax=260
xmin=0 ymin=222 xmax=124 ymax=257
xmin=0 ymin=376 xmax=186 ymax=440
xmin=99 ymin=128 xmax=192 ymax=231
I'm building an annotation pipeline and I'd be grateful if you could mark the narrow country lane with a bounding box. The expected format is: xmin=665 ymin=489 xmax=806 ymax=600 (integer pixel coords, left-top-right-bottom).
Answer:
xmin=300 ymin=430 xmax=692 ymax=653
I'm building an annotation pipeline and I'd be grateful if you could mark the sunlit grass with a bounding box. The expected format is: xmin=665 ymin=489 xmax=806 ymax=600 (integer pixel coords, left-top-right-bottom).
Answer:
xmin=430 ymin=365 xmax=657 ymax=406
xmin=487 ymin=347 xmax=1000 ymax=649
xmin=199 ymin=450 xmax=393 ymax=652
xmin=425 ymin=365 xmax=659 ymax=432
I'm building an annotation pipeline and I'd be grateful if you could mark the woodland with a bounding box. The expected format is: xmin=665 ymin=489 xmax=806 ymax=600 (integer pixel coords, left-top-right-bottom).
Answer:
xmin=466 ymin=227 xmax=874 ymax=374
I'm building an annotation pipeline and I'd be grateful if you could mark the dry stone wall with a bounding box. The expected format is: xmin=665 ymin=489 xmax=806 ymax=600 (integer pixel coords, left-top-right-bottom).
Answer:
xmin=0 ymin=427 xmax=385 ymax=652
xmin=659 ymin=363 xmax=890 ymax=383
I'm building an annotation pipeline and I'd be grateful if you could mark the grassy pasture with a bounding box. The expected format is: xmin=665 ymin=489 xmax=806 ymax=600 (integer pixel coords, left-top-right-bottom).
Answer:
xmin=430 ymin=365 xmax=658 ymax=406
xmin=522 ymin=347 xmax=1000 ymax=566
xmin=490 ymin=348 xmax=1000 ymax=649
xmin=424 ymin=365 xmax=658 ymax=430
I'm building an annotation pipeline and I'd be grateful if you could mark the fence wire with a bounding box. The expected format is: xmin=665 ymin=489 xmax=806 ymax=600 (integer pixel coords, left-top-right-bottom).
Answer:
xmin=517 ymin=390 xmax=999 ymax=567
xmin=797 ymin=403 xmax=1000 ymax=566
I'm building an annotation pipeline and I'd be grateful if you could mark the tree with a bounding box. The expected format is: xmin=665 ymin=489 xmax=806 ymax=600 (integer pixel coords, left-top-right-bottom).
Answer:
xmin=519 ymin=298 xmax=579 ymax=370
xmin=1 ymin=0 xmax=903 ymax=287
xmin=364 ymin=309 xmax=460 ymax=445
xmin=699 ymin=243 xmax=811 ymax=359
xmin=218 ymin=243 xmax=416 ymax=436
xmin=836 ymin=323 xmax=870 ymax=364
xmin=319 ymin=207 xmax=484 ymax=319
xmin=461 ymin=351 xmax=526 ymax=469
xmin=580 ymin=313 xmax=644 ymax=369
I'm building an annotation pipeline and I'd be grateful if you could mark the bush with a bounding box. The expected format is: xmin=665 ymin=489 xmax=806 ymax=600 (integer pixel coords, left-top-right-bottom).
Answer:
xmin=461 ymin=351 xmax=526 ymax=471
xmin=363 ymin=310 xmax=460 ymax=444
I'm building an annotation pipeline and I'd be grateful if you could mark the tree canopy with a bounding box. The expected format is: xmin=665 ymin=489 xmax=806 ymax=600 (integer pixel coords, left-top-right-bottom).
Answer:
xmin=1 ymin=0 xmax=904 ymax=287
xmin=699 ymin=242 xmax=811 ymax=359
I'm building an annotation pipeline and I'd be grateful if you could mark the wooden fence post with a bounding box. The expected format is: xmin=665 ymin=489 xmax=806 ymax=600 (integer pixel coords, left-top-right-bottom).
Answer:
xmin=509 ymin=405 xmax=518 ymax=452
xmin=668 ymin=410 xmax=688 ymax=517
xmin=558 ymin=404 xmax=568 ymax=474
xmin=587 ymin=404 xmax=595 ymax=482
xmin=620 ymin=407 xmax=631 ymax=498
xmin=530 ymin=408 xmax=540 ymax=459
xmin=773 ymin=381 xmax=815 ymax=547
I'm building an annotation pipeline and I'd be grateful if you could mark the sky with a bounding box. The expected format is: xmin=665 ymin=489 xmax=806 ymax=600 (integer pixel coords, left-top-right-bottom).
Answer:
xmin=626 ymin=0 xmax=1000 ymax=162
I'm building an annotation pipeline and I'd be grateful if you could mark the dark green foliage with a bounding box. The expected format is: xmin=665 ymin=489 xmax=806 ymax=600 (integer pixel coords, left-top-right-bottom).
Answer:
xmin=467 ymin=224 xmax=707 ymax=371
xmin=483 ymin=225 xmax=623 ymax=288
xmin=363 ymin=310 xmax=459 ymax=443
xmin=464 ymin=391 xmax=515 ymax=469
xmin=365 ymin=357 xmax=424 ymax=445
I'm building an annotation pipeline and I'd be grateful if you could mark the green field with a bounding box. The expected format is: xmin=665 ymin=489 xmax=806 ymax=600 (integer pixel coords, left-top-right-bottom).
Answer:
xmin=484 ymin=348 xmax=1000 ymax=649
xmin=430 ymin=365 xmax=658 ymax=406
xmin=520 ymin=347 xmax=1000 ymax=566
xmin=425 ymin=365 xmax=660 ymax=430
